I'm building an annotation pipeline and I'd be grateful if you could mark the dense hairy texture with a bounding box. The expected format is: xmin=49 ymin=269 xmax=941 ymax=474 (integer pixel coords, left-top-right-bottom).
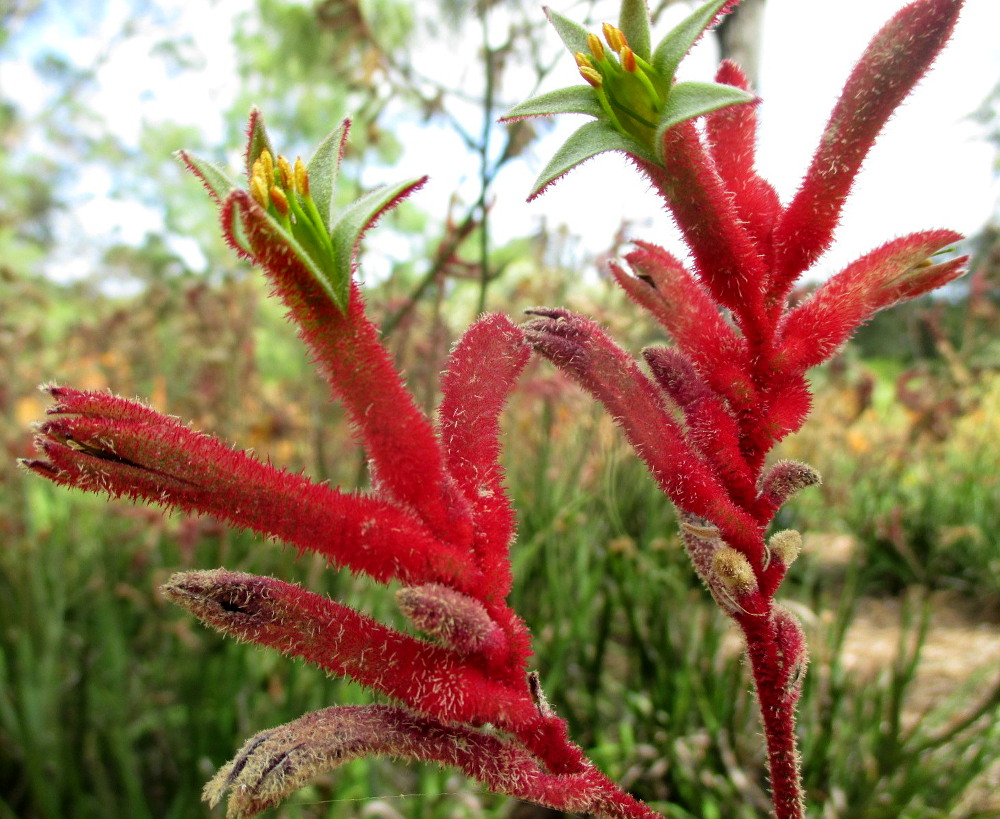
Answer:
xmin=22 ymin=3 xmax=969 ymax=818
xmin=771 ymin=0 xmax=963 ymax=291
xmin=513 ymin=3 xmax=966 ymax=816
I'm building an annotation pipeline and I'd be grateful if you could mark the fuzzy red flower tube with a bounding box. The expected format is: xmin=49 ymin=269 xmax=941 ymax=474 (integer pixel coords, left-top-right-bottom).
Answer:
xmin=506 ymin=0 xmax=966 ymax=815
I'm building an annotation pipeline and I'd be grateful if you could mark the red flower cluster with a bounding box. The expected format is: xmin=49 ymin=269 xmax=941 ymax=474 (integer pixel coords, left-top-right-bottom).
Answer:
xmin=21 ymin=1 xmax=967 ymax=817
xmin=512 ymin=1 xmax=964 ymax=814
xmin=23 ymin=112 xmax=662 ymax=819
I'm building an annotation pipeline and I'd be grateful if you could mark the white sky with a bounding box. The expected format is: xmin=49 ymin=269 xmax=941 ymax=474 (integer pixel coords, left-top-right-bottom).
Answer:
xmin=2 ymin=0 xmax=998 ymax=283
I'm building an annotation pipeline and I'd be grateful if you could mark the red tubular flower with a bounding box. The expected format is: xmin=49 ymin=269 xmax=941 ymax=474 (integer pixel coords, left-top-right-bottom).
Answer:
xmin=771 ymin=0 xmax=963 ymax=293
xmin=24 ymin=386 xmax=477 ymax=588
xmin=610 ymin=241 xmax=754 ymax=408
xmin=635 ymin=122 xmax=769 ymax=333
xmin=642 ymin=346 xmax=756 ymax=505
xmin=704 ymin=60 xmax=782 ymax=254
xmin=203 ymin=704 xmax=661 ymax=819
xmin=523 ymin=308 xmax=764 ymax=560
xmin=437 ymin=312 xmax=532 ymax=601
xmin=162 ymin=570 xmax=535 ymax=728
xmin=507 ymin=2 xmax=968 ymax=816
xmin=777 ymin=230 xmax=966 ymax=374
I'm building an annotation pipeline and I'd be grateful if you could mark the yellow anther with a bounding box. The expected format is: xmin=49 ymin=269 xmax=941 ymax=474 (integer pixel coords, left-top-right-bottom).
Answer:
xmin=294 ymin=157 xmax=309 ymax=197
xmin=621 ymin=45 xmax=637 ymax=73
xmin=277 ymin=154 xmax=293 ymax=189
xmin=587 ymin=32 xmax=605 ymax=62
xmin=602 ymin=22 xmax=627 ymax=54
xmin=268 ymin=185 xmax=289 ymax=217
xmin=250 ymin=174 xmax=270 ymax=209
xmin=574 ymin=51 xmax=594 ymax=70
xmin=256 ymin=150 xmax=274 ymax=184
xmin=579 ymin=65 xmax=603 ymax=88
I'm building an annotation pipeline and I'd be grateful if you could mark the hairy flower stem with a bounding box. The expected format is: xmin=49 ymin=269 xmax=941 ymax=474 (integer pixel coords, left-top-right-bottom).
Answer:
xmin=744 ymin=617 xmax=804 ymax=819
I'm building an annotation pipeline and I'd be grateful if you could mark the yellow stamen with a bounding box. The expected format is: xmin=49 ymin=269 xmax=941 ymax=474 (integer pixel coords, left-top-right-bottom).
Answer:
xmin=257 ymin=150 xmax=274 ymax=184
xmin=574 ymin=51 xmax=594 ymax=70
xmin=250 ymin=174 xmax=269 ymax=209
xmin=579 ymin=66 xmax=603 ymax=88
xmin=277 ymin=154 xmax=293 ymax=189
xmin=587 ymin=32 xmax=605 ymax=62
xmin=602 ymin=23 xmax=627 ymax=54
xmin=621 ymin=45 xmax=637 ymax=73
xmin=294 ymin=157 xmax=309 ymax=197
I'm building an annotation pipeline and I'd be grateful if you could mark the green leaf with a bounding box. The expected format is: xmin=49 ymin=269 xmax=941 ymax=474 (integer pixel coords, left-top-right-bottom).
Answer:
xmin=175 ymin=150 xmax=237 ymax=204
xmin=652 ymin=0 xmax=730 ymax=84
xmin=230 ymin=190 xmax=346 ymax=309
xmin=224 ymin=195 xmax=254 ymax=256
xmin=619 ymin=0 xmax=651 ymax=61
xmin=545 ymin=7 xmax=591 ymax=56
xmin=306 ymin=119 xmax=350 ymax=233
xmin=528 ymin=120 xmax=654 ymax=200
xmin=654 ymin=81 xmax=756 ymax=160
xmin=501 ymin=86 xmax=603 ymax=122
xmin=329 ymin=176 xmax=426 ymax=308
xmin=244 ymin=107 xmax=275 ymax=178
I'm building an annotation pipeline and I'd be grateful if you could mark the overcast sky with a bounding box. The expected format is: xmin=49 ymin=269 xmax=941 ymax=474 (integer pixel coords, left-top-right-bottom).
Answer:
xmin=3 ymin=0 xmax=998 ymax=282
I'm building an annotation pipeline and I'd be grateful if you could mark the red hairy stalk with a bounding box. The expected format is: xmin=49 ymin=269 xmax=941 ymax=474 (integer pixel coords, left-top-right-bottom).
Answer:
xmin=635 ymin=123 xmax=769 ymax=335
xmin=437 ymin=312 xmax=532 ymax=600
xmin=224 ymin=190 xmax=472 ymax=546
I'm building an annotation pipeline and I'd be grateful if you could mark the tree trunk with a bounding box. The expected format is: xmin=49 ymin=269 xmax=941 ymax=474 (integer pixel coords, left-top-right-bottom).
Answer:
xmin=715 ymin=0 xmax=767 ymax=90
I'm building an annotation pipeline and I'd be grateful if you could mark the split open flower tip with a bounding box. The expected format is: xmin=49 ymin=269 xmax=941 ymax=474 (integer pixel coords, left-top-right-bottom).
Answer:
xmin=179 ymin=111 xmax=425 ymax=312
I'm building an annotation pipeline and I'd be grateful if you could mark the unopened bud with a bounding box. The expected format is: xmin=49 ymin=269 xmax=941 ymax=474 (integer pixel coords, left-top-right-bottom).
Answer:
xmin=269 ymin=185 xmax=290 ymax=216
xmin=396 ymin=584 xmax=505 ymax=656
xmin=294 ymin=157 xmax=309 ymax=196
xmin=712 ymin=547 xmax=757 ymax=594
xmin=250 ymin=173 xmax=270 ymax=209
xmin=256 ymin=149 xmax=274 ymax=184
xmin=768 ymin=530 xmax=802 ymax=567
xmin=579 ymin=66 xmax=603 ymax=88
xmin=760 ymin=460 xmax=821 ymax=510
xmin=621 ymin=45 xmax=637 ymax=73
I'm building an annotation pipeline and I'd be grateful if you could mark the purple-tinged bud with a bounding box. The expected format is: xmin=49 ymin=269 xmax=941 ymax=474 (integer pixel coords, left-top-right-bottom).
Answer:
xmin=204 ymin=704 xmax=611 ymax=819
xmin=759 ymin=460 xmax=821 ymax=511
xmin=397 ymin=583 xmax=506 ymax=657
